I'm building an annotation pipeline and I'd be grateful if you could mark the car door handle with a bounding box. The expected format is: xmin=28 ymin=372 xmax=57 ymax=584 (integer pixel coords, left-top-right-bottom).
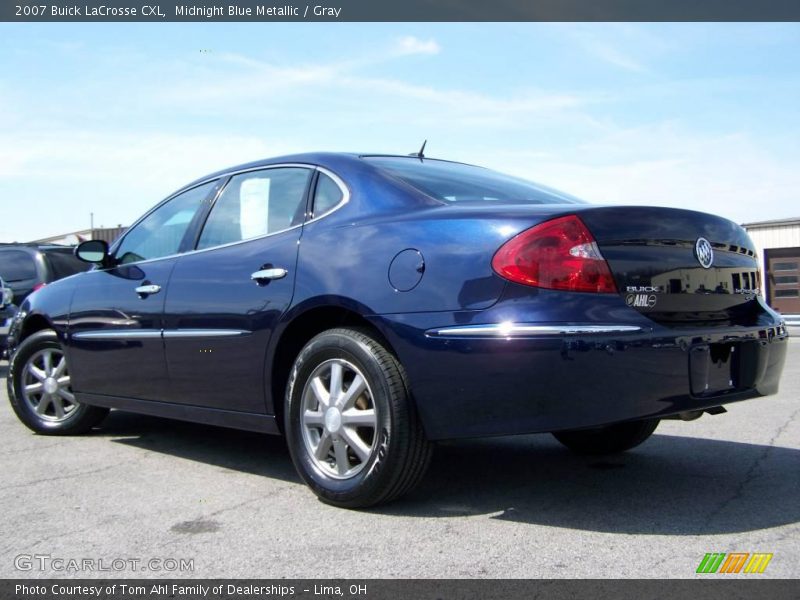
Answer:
xmin=135 ymin=284 xmax=162 ymax=297
xmin=251 ymin=268 xmax=288 ymax=282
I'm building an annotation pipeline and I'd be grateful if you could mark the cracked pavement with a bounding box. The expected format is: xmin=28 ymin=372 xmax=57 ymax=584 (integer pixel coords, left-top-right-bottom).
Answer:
xmin=1 ymin=338 xmax=798 ymax=578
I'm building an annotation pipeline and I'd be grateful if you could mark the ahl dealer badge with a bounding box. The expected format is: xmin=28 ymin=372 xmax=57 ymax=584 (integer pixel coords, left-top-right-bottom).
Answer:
xmin=626 ymin=293 xmax=657 ymax=308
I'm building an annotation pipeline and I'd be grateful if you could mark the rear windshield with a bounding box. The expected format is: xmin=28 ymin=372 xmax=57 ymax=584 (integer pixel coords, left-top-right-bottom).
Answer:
xmin=365 ymin=156 xmax=586 ymax=205
xmin=45 ymin=249 xmax=91 ymax=279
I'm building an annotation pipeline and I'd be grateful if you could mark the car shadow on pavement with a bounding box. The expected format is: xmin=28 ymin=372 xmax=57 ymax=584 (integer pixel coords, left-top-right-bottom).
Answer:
xmin=94 ymin=409 xmax=800 ymax=536
xmin=379 ymin=432 xmax=800 ymax=535
xmin=99 ymin=410 xmax=299 ymax=483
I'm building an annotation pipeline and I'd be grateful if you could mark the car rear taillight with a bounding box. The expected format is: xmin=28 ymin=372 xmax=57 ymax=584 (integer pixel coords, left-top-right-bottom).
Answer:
xmin=492 ymin=215 xmax=617 ymax=293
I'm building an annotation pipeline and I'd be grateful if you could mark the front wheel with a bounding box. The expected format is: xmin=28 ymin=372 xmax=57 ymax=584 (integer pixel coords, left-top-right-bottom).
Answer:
xmin=285 ymin=327 xmax=432 ymax=508
xmin=552 ymin=419 xmax=659 ymax=455
xmin=8 ymin=330 xmax=109 ymax=435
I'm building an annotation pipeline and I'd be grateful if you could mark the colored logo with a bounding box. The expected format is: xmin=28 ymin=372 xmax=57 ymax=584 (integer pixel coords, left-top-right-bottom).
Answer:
xmin=696 ymin=552 xmax=773 ymax=574
xmin=695 ymin=237 xmax=714 ymax=269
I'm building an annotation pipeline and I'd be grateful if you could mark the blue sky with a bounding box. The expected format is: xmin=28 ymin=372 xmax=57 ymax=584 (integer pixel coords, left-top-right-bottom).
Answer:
xmin=1 ymin=23 xmax=799 ymax=242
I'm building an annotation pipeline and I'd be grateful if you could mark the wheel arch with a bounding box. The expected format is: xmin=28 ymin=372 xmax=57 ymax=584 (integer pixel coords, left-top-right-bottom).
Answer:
xmin=17 ymin=312 xmax=57 ymax=345
xmin=267 ymin=302 xmax=396 ymax=433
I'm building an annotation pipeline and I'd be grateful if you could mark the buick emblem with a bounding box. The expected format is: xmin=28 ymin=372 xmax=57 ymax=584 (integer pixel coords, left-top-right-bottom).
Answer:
xmin=694 ymin=237 xmax=714 ymax=269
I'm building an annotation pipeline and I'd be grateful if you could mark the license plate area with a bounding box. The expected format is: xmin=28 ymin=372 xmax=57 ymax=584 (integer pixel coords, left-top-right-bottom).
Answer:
xmin=689 ymin=341 xmax=760 ymax=397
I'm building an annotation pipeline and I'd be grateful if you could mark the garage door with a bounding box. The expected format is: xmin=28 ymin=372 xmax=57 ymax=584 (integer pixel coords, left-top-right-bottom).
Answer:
xmin=768 ymin=250 xmax=800 ymax=314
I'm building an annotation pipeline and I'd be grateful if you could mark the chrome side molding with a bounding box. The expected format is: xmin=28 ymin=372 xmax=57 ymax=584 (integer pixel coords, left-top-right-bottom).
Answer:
xmin=162 ymin=329 xmax=251 ymax=338
xmin=425 ymin=323 xmax=644 ymax=339
xmin=72 ymin=329 xmax=163 ymax=340
xmin=72 ymin=329 xmax=251 ymax=341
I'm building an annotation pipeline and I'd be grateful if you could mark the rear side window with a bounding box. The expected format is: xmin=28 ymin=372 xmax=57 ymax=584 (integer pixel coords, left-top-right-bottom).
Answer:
xmin=197 ymin=167 xmax=312 ymax=250
xmin=312 ymin=173 xmax=344 ymax=218
xmin=364 ymin=156 xmax=586 ymax=205
xmin=0 ymin=250 xmax=37 ymax=281
xmin=45 ymin=250 xmax=91 ymax=280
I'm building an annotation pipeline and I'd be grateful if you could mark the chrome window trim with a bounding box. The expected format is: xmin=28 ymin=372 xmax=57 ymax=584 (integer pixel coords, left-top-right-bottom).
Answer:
xmin=104 ymin=164 xmax=350 ymax=269
xmin=172 ymin=223 xmax=305 ymax=260
xmin=425 ymin=323 xmax=645 ymax=339
xmin=72 ymin=329 xmax=251 ymax=341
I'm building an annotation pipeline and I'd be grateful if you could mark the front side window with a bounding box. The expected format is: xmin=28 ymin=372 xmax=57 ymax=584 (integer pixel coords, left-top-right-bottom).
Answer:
xmin=197 ymin=167 xmax=311 ymax=250
xmin=115 ymin=181 xmax=215 ymax=265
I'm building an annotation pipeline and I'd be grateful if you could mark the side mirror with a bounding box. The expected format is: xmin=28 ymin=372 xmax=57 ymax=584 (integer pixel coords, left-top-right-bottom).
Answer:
xmin=75 ymin=239 xmax=110 ymax=265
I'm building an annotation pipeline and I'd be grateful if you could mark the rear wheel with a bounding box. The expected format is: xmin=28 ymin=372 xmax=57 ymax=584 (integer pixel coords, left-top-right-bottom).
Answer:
xmin=8 ymin=330 xmax=109 ymax=435
xmin=552 ymin=419 xmax=659 ymax=455
xmin=285 ymin=327 xmax=432 ymax=508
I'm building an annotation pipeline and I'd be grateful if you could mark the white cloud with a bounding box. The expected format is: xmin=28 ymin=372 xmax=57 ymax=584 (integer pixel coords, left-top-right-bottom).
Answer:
xmin=3 ymin=27 xmax=798 ymax=243
xmin=560 ymin=24 xmax=663 ymax=73
xmin=141 ymin=49 xmax=589 ymax=130
xmin=393 ymin=36 xmax=441 ymax=57
xmin=0 ymin=130 xmax=289 ymax=241
xmin=586 ymin=42 xmax=647 ymax=73
xmin=153 ymin=53 xmax=341 ymax=104
xmin=341 ymin=75 xmax=587 ymax=121
xmin=492 ymin=124 xmax=800 ymax=224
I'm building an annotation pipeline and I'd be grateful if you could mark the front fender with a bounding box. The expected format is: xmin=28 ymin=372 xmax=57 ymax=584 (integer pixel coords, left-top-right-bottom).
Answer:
xmin=5 ymin=277 xmax=77 ymax=357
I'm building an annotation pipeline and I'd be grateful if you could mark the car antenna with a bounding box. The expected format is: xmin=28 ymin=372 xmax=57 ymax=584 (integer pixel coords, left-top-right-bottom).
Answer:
xmin=408 ymin=139 xmax=427 ymax=160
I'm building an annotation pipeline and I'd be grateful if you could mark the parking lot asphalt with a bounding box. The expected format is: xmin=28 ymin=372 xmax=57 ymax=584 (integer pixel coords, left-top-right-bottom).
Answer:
xmin=1 ymin=339 xmax=798 ymax=579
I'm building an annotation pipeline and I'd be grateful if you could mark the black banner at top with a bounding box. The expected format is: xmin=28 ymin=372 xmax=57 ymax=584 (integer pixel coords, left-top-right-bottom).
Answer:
xmin=3 ymin=0 xmax=800 ymax=22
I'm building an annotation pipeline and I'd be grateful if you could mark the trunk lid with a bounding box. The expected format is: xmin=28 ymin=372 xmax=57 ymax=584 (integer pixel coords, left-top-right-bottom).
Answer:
xmin=575 ymin=206 xmax=762 ymax=326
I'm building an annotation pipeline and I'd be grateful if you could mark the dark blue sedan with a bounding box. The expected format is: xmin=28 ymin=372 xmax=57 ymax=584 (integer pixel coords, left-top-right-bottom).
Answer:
xmin=5 ymin=153 xmax=789 ymax=507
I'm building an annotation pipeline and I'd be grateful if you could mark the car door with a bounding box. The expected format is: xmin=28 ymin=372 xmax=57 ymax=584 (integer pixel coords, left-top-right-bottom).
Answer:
xmin=162 ymin=165 xmax=314 ymax=413
xmin=68 ymin=180 xmax=220 ymax=401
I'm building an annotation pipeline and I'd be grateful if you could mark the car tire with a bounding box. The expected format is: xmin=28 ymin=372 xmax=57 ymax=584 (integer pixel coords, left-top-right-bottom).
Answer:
xmin=285 ymin=327 xmax=432 ymax=508
xmin=8 ymin=330 xmax=109 ymax=435
xmin=552 ymin=419 xmax=659 ymax=455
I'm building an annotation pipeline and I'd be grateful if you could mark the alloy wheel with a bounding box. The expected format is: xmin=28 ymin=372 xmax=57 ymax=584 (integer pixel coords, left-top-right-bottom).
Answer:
xmin=300 ymin=358 xmax=379 ymax=479
xmin=20 ymin=348 xmax=78 ymax=422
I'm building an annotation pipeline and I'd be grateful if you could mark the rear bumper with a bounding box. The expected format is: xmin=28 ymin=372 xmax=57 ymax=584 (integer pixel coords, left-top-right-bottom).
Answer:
xmin=371 ymin=311 xmax=789 ymax=440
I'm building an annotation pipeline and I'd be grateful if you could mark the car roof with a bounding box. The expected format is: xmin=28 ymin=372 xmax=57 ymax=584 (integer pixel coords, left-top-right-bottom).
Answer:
xmin=0 ymin=243 xmax=73 ymax=252
xmin=177 ymin=152 xmax=482 ymax=193
xmin=358 ymin=154 xmax=483 ymax=168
